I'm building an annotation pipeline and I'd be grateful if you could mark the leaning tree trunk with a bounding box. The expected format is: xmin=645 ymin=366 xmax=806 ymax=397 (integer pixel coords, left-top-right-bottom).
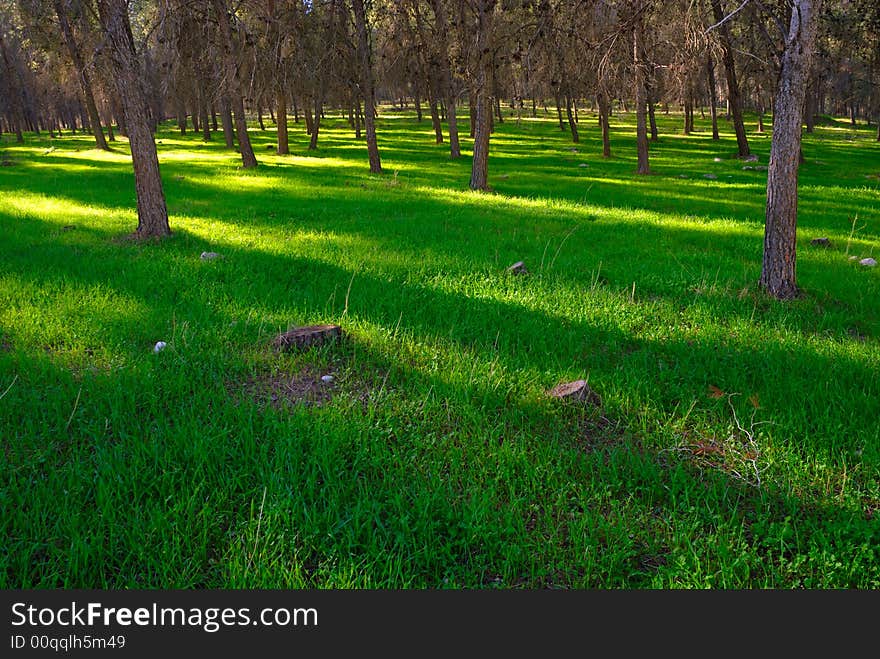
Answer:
xmin=96 ymin=0 xmax=169 ymax=238
xmin=469 ymin=0 xmax=497 ymax=190
xmin=54 ymin=0 xmax=108 ymax=150
xmin=352 ymin=0 xmax=382 ymax=173
xmin=759 ymin=0 xmax=821 ymax=300
xmin=711 ymin=0 xmax=750 ymax=157
xmin=633 ymin=13 xmax=650 ymax=175
xmin=565 ymin=94 xmax=579 ymax=143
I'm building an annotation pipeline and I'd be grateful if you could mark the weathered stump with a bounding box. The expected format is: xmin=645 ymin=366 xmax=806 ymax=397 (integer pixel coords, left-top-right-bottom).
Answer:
xmin=547 ymin=380 xmax=601 ymax=407
xmin=272 ymin=324 xmax=342 ymax=351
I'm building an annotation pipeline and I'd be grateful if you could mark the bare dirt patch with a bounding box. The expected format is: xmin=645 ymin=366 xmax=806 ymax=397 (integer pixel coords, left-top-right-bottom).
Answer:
xmin=231 ymin=367 xmax=337 ymax=410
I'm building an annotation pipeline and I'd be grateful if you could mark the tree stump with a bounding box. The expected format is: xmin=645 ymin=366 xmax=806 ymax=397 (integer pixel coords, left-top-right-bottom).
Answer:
xmin=272 ymin=324 xmax=342 ymax=351
xmin=547 ymin=380 xmax=601 ymax=407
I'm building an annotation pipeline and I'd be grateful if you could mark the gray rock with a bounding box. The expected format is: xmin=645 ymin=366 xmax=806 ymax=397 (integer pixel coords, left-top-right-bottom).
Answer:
xmin=506 ymin=261 xmax=528 ymax=275
xmin=703 ymin=173 xmax=718 ymax=180
xmin=860 ymin=258 xmax=877 ymax=267
xmin=321 ymin=375 xmax=335 ymax=383
xmin=810 ymin=237 xmax=831 ymax=247
xmin=742 ymin=154 xmax=759 ymax=162
xmin=578 ymin=163 xmax=589 ymax=168
xmin=200 ymin=251 xmax=221 ymax=260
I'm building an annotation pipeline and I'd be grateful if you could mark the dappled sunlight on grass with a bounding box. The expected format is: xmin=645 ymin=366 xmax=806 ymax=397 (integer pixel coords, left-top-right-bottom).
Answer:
xmin=1 ymin=109 xmax=879 ymax=590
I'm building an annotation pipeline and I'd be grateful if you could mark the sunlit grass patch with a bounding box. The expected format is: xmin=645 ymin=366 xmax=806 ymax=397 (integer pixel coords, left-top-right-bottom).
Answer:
xmin=0 ymin=108 xmax=878 ymax=589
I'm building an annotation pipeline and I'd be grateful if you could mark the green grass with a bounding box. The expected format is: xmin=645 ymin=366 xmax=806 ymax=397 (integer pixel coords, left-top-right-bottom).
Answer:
xmin=1 ymin=106 xmax=878 ymax=589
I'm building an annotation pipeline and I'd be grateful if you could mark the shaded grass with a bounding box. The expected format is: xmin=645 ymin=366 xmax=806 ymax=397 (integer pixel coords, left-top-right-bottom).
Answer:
xmin=0 ymin=107 xmax=878 ymax=588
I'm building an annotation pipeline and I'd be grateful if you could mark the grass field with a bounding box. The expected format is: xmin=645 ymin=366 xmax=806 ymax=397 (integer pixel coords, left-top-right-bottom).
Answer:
xmin=1 ymin=106 xmax=878 ymax=588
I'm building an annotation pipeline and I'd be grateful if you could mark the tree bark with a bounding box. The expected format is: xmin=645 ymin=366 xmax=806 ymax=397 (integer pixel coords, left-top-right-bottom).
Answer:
xmin=96 ymin=0 xmax=169 ymax=238
xmin=212 ymin=0 xmax=257 ymax=168
xmin=711 ymin=0 xmax=750 ymax=157
xmin=54 ymin=0 xmax=108 ymax=150
xmin=759 ymin=0 xmax=821 ymax=300
xmin=309 ymin=96 xmax=322 ymax=150
xmin=707 ymin=55 xmax=720 ymax=139
xmin=429 ymin=0 xmax=460 ymax=158
xmin=0 ymin=33 xmax=25 ymax=143
xmin=633 ymin=10 xmax=650 ymax=175
xmin=469 ymin=0 xmax=497 ymax=190
xmin=565 ymin=94 xmax=579 ymax=142
xmin=220 ymin=97 xmax=235 ymax=148
xmin=276 ymin=91 xmax=289 ymax=154
xmin=352 ymin=0 xmax=382 ymax=173
xmin=430 ymin=95 xmax=443 ymax=142
xmin=598 ymin=91 xmax=611 ymax=158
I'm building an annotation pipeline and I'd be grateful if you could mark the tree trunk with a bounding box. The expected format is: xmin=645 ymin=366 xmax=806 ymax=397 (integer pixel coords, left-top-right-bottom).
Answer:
xmin=759 ymin=0 xmax=821 ymax=300
xmin=309 ymin=96 xmax=322 ymax=150
xmin=54 ymin=0 xmax=109 ymax=150
xmin=176 ymin=97 xmax=187 ymax=134
xmin=276 ymin=92 xmax=289 ymax=155
xmin=565 ymin=94 xmax=579 ymax=143
xmin=0 ymin=33 xmax=25 ymax=143
xmin=431 ymin=0 xmax=461 ymax=159
xmin=304 ymin=98 xmax=313 ymax=135
xmin=711 ymin=0 xmax=750 ymax=157
xmin=220 ymin=97 xmax=235 ymax=148
xmin=469 ymin=0 xmax=497 ymax=191
xmin=647 ymin=95 xmax=658 ymax=141
xmin=212 ymin=0 xmax=257 ymax=168
xmin=683 ymin=97 xmax=692 ymax=135
xmin=96 ymin=0 xmax=169 ymax=238
xmin=707 ymin=55 xmax=720 ymax=140
xmin=634 ymin=13 xmax=650 ymax=175
xmin=352 ymin=0 xmax=382 ymax=173
xmin=598 ymin=91 xmax=611 ymax=158
xmin=199 ymin=84 xmax=211 ymax=141
xmin=430 ymin=96 xmax=443 ymax=143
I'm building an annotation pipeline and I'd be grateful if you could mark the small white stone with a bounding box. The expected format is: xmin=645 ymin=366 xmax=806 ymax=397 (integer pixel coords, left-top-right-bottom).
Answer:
xmin=713 ymin=157 xmax=722 ymax=162
xmin=153 ymin=341 xmax=167 ymax=353
xmin=859 ymin=258 xmax=877 ymax=267
xmin=578 ymin=163 xmax=589 ymax=168
xmin=200 ymin=251 xmax=220 ymax=260
xmin=321 ymin=375 xmax=334 ymax=383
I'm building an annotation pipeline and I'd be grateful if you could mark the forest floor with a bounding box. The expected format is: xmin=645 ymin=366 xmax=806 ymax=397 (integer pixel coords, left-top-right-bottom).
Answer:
xmin=1 ymin=108 xmax=878 ymax=588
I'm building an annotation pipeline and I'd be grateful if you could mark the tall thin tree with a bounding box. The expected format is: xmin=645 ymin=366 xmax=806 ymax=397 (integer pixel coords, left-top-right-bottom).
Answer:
xmin=759 ymin=0 xmax=822 ymax=299
xmin=95 ymin=0 xmax=170 ymax=237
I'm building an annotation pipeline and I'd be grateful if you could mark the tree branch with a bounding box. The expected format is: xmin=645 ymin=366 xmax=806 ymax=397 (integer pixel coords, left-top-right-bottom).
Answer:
xmin=704 ymin=0 xmax=751 ymax=35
